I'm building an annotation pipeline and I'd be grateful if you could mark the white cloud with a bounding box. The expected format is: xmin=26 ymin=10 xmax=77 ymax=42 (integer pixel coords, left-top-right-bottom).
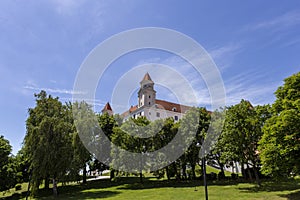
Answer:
xmin=23 ymin=85 xmax=85 ymax=95
xmin=244 ymin=10 xmax=300 ymax=32
xmin=50 ymin=0 xmax=86 ymax=15
xmin=224 ymin=71 xmax=278 ymax=106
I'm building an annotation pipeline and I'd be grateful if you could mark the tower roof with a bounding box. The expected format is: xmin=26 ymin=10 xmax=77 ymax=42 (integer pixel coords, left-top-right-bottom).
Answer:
xmin=102 ymin=102 xmax=112 ymax=111
xmin=142 ymin=72 xmax=153 ymax=82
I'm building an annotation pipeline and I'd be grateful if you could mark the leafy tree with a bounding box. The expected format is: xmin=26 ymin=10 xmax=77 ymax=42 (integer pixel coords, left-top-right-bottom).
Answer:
xmin=219 ymin=100 xmax=269 ymax=185
xmin=208 ymin=109 xmax=227 ymax=179
xmin=0 ymin=135 xmax=16 ymax=192
xmin=14 ymin=147 xmax=30 ymax=183
xmin=97 ymin=112 xmax=118 ymax=179
xmin=259 ymin=72 xmax=300 ymax=178
xmin=180 ymin=107 xmax=210 ymax=180
xmin=148 ymin=118 xmax=178 ymax=180
xmin=24 ymin=91 xmax=73 ymax=196
xmin=111 ymin=117 xmax=150 ymax=183
xmin=71 ymin=102 xmax=93 ymax=184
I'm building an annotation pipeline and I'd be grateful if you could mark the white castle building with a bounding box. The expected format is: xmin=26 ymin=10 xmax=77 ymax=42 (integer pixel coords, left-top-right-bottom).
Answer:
xmin=102 ymin=73 xmax=191 ymax=122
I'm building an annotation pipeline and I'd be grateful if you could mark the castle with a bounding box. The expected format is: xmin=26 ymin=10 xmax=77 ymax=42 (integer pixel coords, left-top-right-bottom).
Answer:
xmin=102 ymin=73 xmax=191 ymax=122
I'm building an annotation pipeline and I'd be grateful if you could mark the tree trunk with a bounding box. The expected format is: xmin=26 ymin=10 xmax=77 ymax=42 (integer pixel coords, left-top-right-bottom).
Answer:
xmin=182 ymin=163 xmax=187 ymax=180
xmin=166 ymin=166 xmax=170 ymax=181
xmin=246 ymin=163 xmax=253 ymax=181
xmin=52 ymin=178 xmax=58 ymax=197
xmin=217 ymin=159 xmax=225 ymax=175
xmin=44 ymin=175 xmax=50 ymax=189
xmin=83 ymin=165 xmax=87 ymax=184
xmin=253 ymin=165 xmax=261 ymax=186
xmin=241 ymin=162 xmax=246 ymax=179
xmin=110 ymin=169 xmax=115 ymax=180
xmin=173 ymin=162 xmax=180 ymax=180
xmin=140 ymin=172 xmax=143 ymax=183
xmin=191 ymin=164 xmax=196 ymax=180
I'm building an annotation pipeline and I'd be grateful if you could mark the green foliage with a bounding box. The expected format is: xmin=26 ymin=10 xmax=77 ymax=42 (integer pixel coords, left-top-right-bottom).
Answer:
xmin=217 ymin=100 xmax=271 ymax=185
xmin=259 ymin=72 xmax=300 ymax=178
xmin=23 ymin=91 xmax=74 ymax=194
xmin=15 ymin=184 xmax=22 ymax=191
xmin=0 ymin=135 xmax=16 ymax=192
xmin=71 ymin=101 xmax=94 ymax=183
xmin=180 ymin=107 xmax=211 ymax=179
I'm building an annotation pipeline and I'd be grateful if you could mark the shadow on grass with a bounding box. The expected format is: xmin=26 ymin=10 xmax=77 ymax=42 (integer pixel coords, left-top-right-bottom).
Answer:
xmin=238 ymin=179 xmax=300 ymax=193
xmin=3 ymin=177 xmax=299 ymax=199
xmin=278 ymin=190 xmax=300 ymax=200
xmin=36 ymin=190 xmax=120 ymax=199
xmin=115 ymin=177 xmax=241 ymax=190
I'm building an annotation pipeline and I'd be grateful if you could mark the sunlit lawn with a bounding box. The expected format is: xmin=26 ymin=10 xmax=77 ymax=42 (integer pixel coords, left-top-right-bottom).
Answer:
xmin=1 ymin=176 xmax=299 ymax=200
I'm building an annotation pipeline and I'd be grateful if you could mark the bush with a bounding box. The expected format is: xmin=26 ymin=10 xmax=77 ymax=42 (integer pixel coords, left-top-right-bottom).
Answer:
xmin=218 ymin=171 xmax=225 ymax=180
xmin=15 ymin=184 xmax=22 ymax=191
xmin=231 ymin=173 xmax=238 ymax=180
xmin=153 ymin=170 xmax=165 ymax=179
xmin=210 ymin=172 xmax=217 ymax=181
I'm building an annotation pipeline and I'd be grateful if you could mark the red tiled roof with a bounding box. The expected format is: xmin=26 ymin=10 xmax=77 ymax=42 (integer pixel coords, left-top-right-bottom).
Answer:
xmin=129 ymin=105 xmax=138 ymax=113
xmin=102 ymin=102 xmax=112 ymax=112
xmin=155 ymin=99 xmax=191 ymax=113
xmin=121 ymin=105 xmax=138 ymax=118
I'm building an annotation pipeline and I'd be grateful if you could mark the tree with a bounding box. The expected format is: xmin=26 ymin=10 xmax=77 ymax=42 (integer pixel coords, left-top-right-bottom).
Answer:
xmin=180 ymin=107 xmax=210 ymax=180
xmin=111 ymin=117 xmax=150 ymax=183
xmin=149 ymin=118 xmax=178 ymax=180
xmin=218 ymin=100 xmax=269 ymax=185
xmin=14 ymin=147 xmax=30 ymax=184
xmin=97 ymin=112 xmax=118 ymax=180
xmin=24 ymin=91 xmax=73 ymax=196
xmin=0 ymin=135 xmax=16 ymax=192
xmin=259 ymin=72 xmax=300 ymax=178
xmin=71 ymin=102 xmax=93 ymax=184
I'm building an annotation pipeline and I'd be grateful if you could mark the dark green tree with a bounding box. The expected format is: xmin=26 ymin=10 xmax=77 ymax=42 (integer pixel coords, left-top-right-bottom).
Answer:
xmin=259 ymin=72 xmax=300 ymax=178
xmin=219 ymin=100 xmax=269 ymax=185
xmin=0 ymin=135 xmax=16 ymax=192
xmin=180 ymin=107 xmax=210 ymax=180
xmin=24 ymin=91 xmax=73 ymax=196
xmin=111 ymin=117 xmax=150 ymax=183
xmin=71 ymin=102 xmax=93 ymax=184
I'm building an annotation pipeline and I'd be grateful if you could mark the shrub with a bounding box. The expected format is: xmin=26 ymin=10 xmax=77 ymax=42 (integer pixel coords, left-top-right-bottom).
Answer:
xmin=15 ymin=184 xmax=22 ymax=191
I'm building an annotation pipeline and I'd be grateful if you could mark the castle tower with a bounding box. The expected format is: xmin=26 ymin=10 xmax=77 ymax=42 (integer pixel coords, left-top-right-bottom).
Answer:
xmin=138 ymin=73 xmax=156 ymax=108
xmin=101 ymin=102 xmax=113 ymax=116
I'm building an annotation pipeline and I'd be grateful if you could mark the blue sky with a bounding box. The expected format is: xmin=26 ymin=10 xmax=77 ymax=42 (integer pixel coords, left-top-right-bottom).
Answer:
xmin=0 ymin=0 xmax=299 ymax=154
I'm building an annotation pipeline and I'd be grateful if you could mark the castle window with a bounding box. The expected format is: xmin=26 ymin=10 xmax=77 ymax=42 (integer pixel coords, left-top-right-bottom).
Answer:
xmin=149 ymin=102 xmax=151 ymax=105
xmin=172 ymin=107 xmax=177 ymax=112
xmin=174 ymin=116 xmax=178 ymax=121
xmin=149 ymin=95 xmax=151 ymax=98
xmin=156 ymin=112 xmax=160 ymax=117
xmin=149 ymin=112 xmax=151 ymax=115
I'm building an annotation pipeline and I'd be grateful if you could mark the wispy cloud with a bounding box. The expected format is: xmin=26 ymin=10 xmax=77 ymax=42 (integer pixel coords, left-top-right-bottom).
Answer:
xmin=23 ymin=85 xmax=85 ymax=95
xmin=132 ymin=43 xmax=278 ymax=108
xmin=50 ymin=0 xmax=86 ymax=15
xmin=244 ymin=10 xmax=300 ymax=32
xmin=224 ymin=71 xmax=278 ymax=106
xmin=208 ymin=43 xmax=242 ymax=71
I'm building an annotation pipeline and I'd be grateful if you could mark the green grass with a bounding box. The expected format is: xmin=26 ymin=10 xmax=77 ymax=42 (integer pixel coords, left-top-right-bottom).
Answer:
xmin=205 ymin=166 xmax=233 ymax=176
xmin=1 ymin=177 xmax=299 ymax=200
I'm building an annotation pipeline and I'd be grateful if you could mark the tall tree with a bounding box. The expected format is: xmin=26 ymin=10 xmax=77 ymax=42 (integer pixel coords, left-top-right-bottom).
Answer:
xmin=180 ymin=107 xmax=210 ymax=180
xmin=111 ymin=117 xmax=150 ymax=183
xmin=259 ymin=72 xmax=300 ymax=178
xmin=24 ymin=91 xmax=73 ymax=196
xmin=71 ymin=102 xmax=93 ymax=184
xmin=219 ymin=100 xmax=268 ymax=185
xmin=0 ymin=135 xmax=16 ymax=192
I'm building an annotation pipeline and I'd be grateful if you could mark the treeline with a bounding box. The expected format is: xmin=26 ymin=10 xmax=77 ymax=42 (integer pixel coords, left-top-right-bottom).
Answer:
xmin=0 ymin=72 xmax=299 ymax=195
